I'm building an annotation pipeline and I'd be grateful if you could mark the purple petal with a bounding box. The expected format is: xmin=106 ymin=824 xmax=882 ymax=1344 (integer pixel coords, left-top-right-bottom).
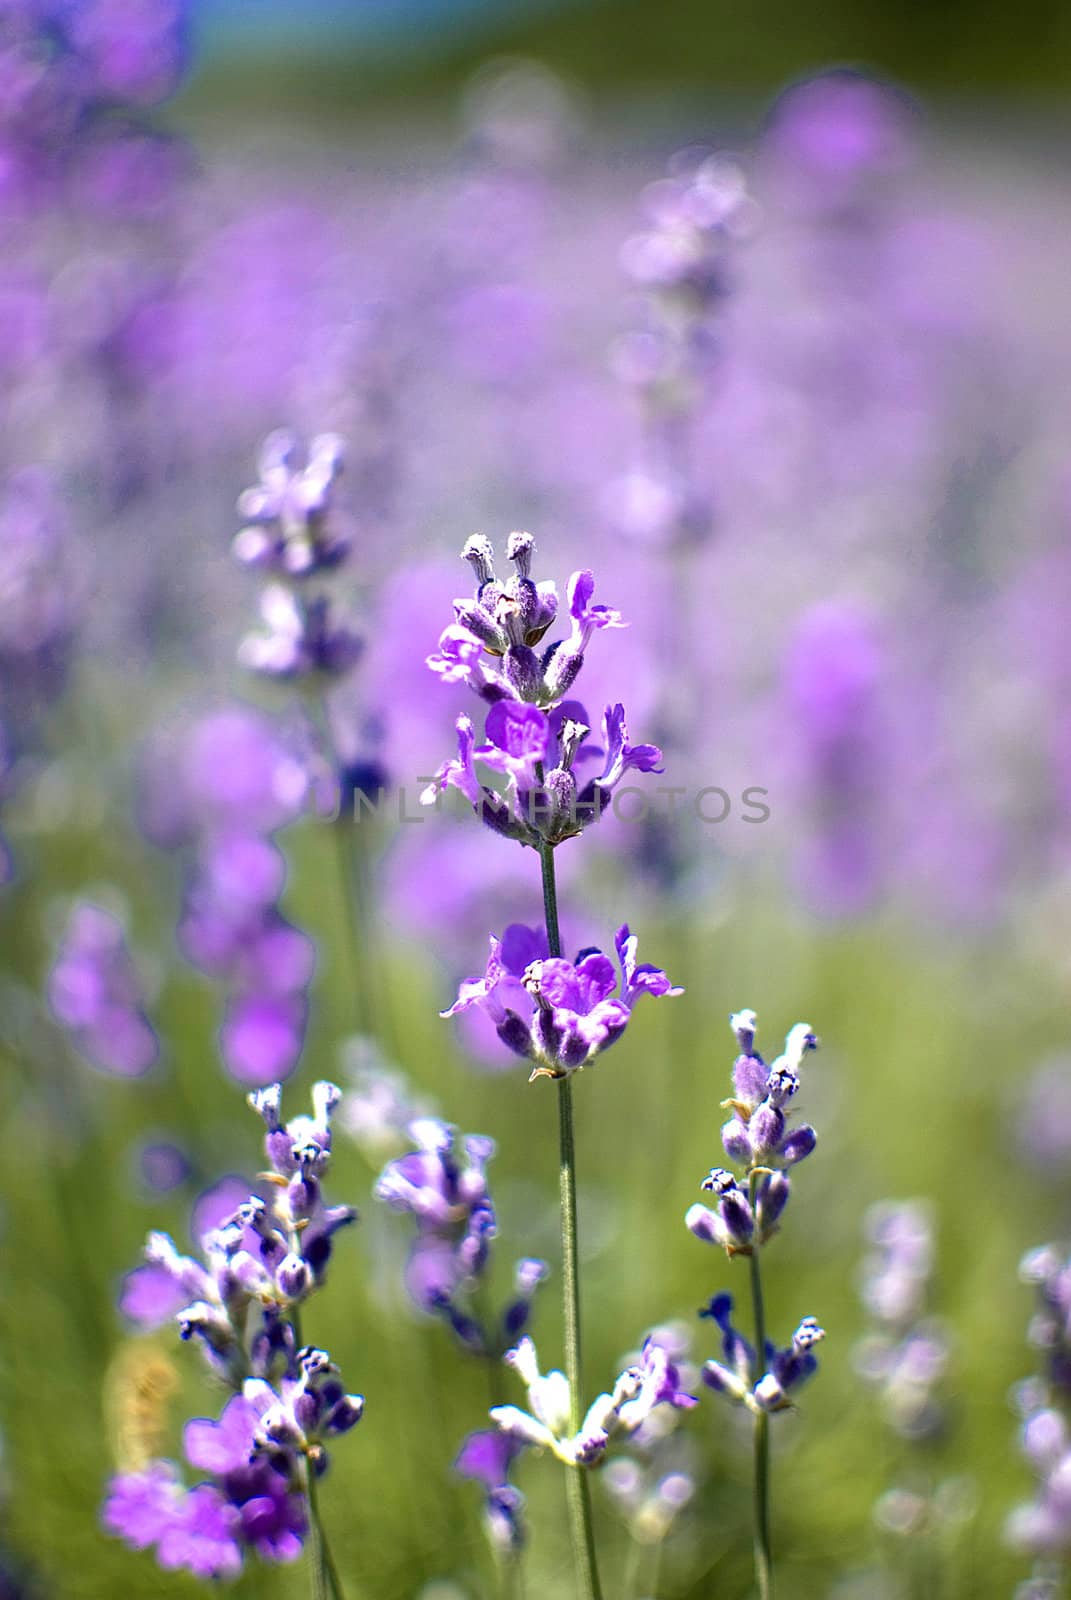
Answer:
xmin=119 ymin=1264 xmax=187 ymax=1328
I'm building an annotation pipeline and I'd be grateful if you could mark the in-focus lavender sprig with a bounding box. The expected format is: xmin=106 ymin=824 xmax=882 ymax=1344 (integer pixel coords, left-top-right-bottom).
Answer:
xmin=422 ymin=534 xmax=662 ymax=848
xmin=486 ymin=1331 xmax=695 ymax=1467
xmin=686 ymin=1009 xmax=823 ymax=1600
xmin=107 ymin=1081 xmax=361 ymax=1591
xmin=426 ymin=527 xmax=678 ymax=1600
xmin=444 ymin=920 xmax=681 ymax=1080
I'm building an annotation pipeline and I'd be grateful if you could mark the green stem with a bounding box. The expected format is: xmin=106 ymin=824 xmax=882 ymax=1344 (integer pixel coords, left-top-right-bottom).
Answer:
xmin=538 ymin=842 xmax=603 ymax=1600
xmin=747 ymin=1169 xmax=773 ymax=1600
xmin=291 ymin=1308 xmax=347 ymax=1600
xmin=332 ymin=813 xmax=373 ymax=1037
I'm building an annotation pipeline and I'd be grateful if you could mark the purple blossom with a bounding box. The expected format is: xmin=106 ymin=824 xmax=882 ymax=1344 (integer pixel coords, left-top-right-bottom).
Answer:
xmin=47 ymin=901 xmax=158 ymax=1077
xmin=590 ymin=702 xmax=664 ymax=788
xmin=238 ymin=585 xmax=362 ymax=681
xmin=477 ymin=700 xmax=552 ymax=788
xmin=488 ymin=1334 xmax=694 ymax=1468
xmin=445 ymin=922 xmax=680 ymax=1078
xmin=234 ymin=430 xmax=349 ymax=579
xmin=177 ymin=830 xmax=314 ymax=1089
xmin=234 ymin=430 xmax=361 ymax=683
xmin=718 ymin=1015 xmax=818 ymax=1173
xmin=455 ymin=1430 xmax=528 ymax=1553
xmin=374 ymin=1117 xmax=543 ymax=1355
xmin=423 ymin=535 xmax=663 ymax=848
xmin=120 ymin=1083 xmax=353 ymax=1382
xmin=698 ymin=1293 xmax=825 ymax=1413
xmin=104 ymin=1390 xmax=309 ymax=1579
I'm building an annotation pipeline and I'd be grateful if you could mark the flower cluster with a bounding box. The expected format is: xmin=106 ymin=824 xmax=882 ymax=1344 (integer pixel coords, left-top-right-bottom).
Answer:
xmin=234 ymin=430 xmax=361 ymax=680
xmin=855 ymin=1200 xmax=949 ymax=1441
xmin=606 ymin=151 xmax=754 ymax=547
xmin=47 ymin=901 xmax=159 ymax=1076
xmin=601 ymin=1323 xmax=701 ymax=1548
xmin=685 ymin=1011 xmax=817 ymax=1254
xmin=687 ymin=1008 xmax=825 ymax=1428
xmin=424 ymin=534 xmax=662 ymax=846
xmin=699 ymin=1294 xmax=825 ymax=1414
xmin=443 ymin=921 xmax=681 ymax=1079
xmin=140 ymin=706 xmax=315 ymax=1087
xmin=106 ymin=1082 xmax=362 ymax=1579
xmin=1008 ymin=1243 xmax=1071 ymax=1584
xmin=487 ymin=1332 xmax=695 ymax=1468
xmin=104 ymin=1353 xmax=362 ymax=1580
xmin=374 ymin=1117 xmax=547 ymax=1355
xmin=119 ymin=1083 xmax=354 ymax=1383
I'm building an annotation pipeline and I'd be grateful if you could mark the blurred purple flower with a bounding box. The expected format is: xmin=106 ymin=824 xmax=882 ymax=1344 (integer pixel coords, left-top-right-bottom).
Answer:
xmin=48 ymin=901 xmax=158 ymax=1077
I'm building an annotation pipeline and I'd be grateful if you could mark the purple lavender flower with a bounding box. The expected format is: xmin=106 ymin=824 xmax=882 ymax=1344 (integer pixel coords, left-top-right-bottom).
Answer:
xmin=178 ymin=831 xmax=314 ymax=1089
xmin=443 ymin=921 xmax=680 ymax=1079
xmin=600 ymin=1324 xmax=701 ymax=1546
xmin=423 ymin=534 xmax=660 ymax=847
xmin=235 ymin=431 xmax=360 ymax=683
xmin=374 ymin=1117 xmax=546 ymax=1355
xmin=855 ymin=1200 xmax=949 ymax=1443
xmin=710 ymin=1012 xmax=819 ymax=1179
xmin=1008 ymin=1249 xmax=1071 ymax=1586
xmin=455 ymin=1430 xmax=528 ymax=1554
xmin=137 ymin=1139 xmax=191 ymax=1195
xmin=104 ymin=1387 xmax=311 ymax=1579
xmin=488 ymin=1334 xmax=694 ymax=1468
xmin=121 ymin=1083 xmax=353 ymax=1383
xmin=234 ymin=431 xmax=349 ymax=579
xmin=47 ymin=901 xmax=158 ymax=1077
xmin=698 ymin=1294 xmax=825 ymax=1413
xmin=139 ymin=711 xmax=316 ymax=1090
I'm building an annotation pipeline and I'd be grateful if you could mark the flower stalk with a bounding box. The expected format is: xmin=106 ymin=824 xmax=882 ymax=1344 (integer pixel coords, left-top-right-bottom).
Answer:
xmin=748 ymin=1166 xmax=773 ymax=1600
xmin=541 ymin=840 xmax=603 ymax=1600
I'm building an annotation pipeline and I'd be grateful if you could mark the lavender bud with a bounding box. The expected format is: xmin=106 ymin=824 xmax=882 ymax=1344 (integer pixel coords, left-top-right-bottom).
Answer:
xmin=779 ymin=1124 xmax=817 ymax=1165
xmin=756 ymin=1170 xmax=791 ymax=1235
xmin=462 ymin=534 xmax=497 ymax=590
xmin=455 ymin=599 xmax=508 ymax=653
xmin=504 ymin=644 xmax=543 ymax=700
xmin=276 ymin=1253 xmax=312 ymax=1301
xmin=765 ymin=1066 xmax=799 ymax=1108
xmin=506 ymin=530 xmax=534 ymax=578
xmin=730 ymin=1009 xmax=758 ymax=1055
xmin=542 ymin=642 xmax=584 ymax=701
xmin=748 ymin=1101 xmax=785 ymax=1159
xmin=721 ymin=1116 xmax=752 ymax=1164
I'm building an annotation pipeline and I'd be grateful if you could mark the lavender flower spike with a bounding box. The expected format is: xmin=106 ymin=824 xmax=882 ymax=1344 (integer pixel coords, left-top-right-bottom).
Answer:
xmin=444 ymin=923 xmax=681 ymax=1078
xmin=699 ymin=1295 xmax=825 ymax=1414
xmin=48 ymin=901 xmax=159 ymax=1077
xmin=489 ymin=1335 xmax=694 ymax=1468
xmin=374 ymin=1117 xmax=546 ymax=1356
xmin=688 ymin=1004 xmax=824 ymax=1600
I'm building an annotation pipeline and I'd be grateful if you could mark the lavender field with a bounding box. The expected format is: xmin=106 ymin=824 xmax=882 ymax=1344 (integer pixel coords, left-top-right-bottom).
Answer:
xmin=3 ymin=5 xmax=1071 ymax=1598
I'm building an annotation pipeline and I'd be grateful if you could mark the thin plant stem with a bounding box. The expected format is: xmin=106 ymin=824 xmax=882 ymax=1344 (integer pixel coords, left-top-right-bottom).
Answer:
xmin=538 ymin=841 xmax=603 ymax=1600
xmin=332 ymin=812 xmax=374 ymax=1037
xmin=747 ymin=1168 xmax=773 ymax=1600
xmin=291 ymin=1308 xmax=347 ymax=1600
